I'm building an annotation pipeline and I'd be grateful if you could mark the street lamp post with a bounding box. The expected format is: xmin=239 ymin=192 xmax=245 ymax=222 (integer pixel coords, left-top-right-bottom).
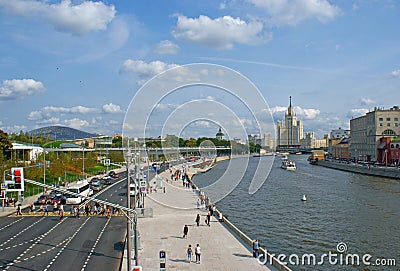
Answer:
xmin=125 ymin=151 xmax=132 ymax=271
xmin=82 ymin=146 xmax=85 ymax=180
xmin=43 ymin=150 xmax=46 ymax=193
xmin=385 ymin=149 xmax=388 ymax=168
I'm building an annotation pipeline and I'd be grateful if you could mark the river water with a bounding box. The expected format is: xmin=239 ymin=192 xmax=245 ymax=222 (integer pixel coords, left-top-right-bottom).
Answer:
xmin=192 ymin=155 xmax=400 ymax=271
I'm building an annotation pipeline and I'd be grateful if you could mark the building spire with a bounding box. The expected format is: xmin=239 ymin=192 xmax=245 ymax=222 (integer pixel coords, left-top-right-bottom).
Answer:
xmin=289 ymin=96 xmax=292 ymax=107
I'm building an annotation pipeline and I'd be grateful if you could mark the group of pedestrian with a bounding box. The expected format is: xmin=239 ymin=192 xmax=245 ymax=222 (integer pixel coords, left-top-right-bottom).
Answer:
xmin=186 ymin=243 xmax=201 ymax=264
xmin=2 ymin=197 xmax=17 ymax=207
xmin=180 ymin=216 xmax=204 ymax=264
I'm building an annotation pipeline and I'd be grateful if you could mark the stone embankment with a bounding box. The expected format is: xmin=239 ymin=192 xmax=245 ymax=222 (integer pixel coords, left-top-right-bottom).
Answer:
xmin=315 ymin=160 xmax=400 ymax=179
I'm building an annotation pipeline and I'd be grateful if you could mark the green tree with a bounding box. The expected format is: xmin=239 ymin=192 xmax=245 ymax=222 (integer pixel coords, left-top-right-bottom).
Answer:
xmin=0 ymin=129 xmax=12 ymax=161
xmin=185 ymin=138 xmax=197 ymax=147
xmin=112 ymin=136 xmax=122 ymax=148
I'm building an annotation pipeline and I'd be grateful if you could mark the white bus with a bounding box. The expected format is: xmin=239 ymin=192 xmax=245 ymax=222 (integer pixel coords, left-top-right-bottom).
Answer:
xmin=65 ymin=180 xmax=93 ymax=204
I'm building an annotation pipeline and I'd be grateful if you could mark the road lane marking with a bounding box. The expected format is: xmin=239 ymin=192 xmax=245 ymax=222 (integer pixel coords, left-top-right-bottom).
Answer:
xmin=0 ymin=217 xmax=45 ymax=248
xmin=0 ymin=218 xmax=24 ymax=232
xmin=81 ymin=217 xmax=112 ymax=271
xmin=1 ymin=218 xmax=69 ymax=269
xmin=43 ymin=217 xmax=91 ymax=271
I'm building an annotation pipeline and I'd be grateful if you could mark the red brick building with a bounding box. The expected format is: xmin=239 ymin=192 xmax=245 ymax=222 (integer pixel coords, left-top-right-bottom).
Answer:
xmin=377 ymin=137 xmax=400 ymax=166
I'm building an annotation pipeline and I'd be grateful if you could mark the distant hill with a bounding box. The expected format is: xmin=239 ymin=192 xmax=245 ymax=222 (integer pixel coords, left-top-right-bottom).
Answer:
xmin=29 ymin=126 xmax=99 ymax=141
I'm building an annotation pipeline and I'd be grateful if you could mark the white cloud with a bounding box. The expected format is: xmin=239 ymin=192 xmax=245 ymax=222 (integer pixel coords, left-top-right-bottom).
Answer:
xmin=271 ymin=105 xmax=320 ymax=119
xmin=63 ymin=118 xmax=89 ymax=129
xmin=28 ymin=105 xmax=98 ymax=120
xmin=247 ymin=0 xmax=341 ymax=26
xmin=4 ymin=125 xmax=27 ymax=133
xmin=390 ymin=69 xmax=400 ymax=78
xmin=154 ymin=40 xmax=180 ymax=54
xmin=172 ymin=14 xmax=271 ymax=50
xmin=346 ymin=108 xmax=369 ymax=119
xmin=36 ymin=117 xmax=61 ymax=125
xmin=119 ymin=59 xmax=180 ymax=85
xmin=360 ymin=97 xmax=374 ymax=106
xmin=102 ymin=103 xmax=124 ymax=114
xmin=0 ymin=0 xmax=116 ymax=35
xmin=0 ymin=79 xmax=45 ymax=100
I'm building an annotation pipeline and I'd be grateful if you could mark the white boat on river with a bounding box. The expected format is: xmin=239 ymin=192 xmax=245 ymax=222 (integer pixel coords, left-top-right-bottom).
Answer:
xmin=281 ymin=156 xmax=296 ymax=171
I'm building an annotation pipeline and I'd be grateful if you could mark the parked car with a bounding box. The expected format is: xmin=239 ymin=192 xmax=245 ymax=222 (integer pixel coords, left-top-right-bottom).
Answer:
xmin=107 ymin=171 xmax=116 ymax=177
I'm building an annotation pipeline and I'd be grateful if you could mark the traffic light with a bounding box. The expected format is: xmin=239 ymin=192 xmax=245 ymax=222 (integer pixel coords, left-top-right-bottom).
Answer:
xmin=11 ymin=167 xmax=24 ymax=191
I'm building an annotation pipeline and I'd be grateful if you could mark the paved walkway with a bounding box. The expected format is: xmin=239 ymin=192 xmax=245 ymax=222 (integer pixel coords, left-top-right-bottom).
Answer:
xmin=136 ymin=166 xmax=275 ymax=271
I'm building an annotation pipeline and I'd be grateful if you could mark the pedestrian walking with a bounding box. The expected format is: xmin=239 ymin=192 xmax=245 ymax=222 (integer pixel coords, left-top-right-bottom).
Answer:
xmin=43 ymin=204 xmax=49 ymax=216
xmin=74 ymin=206 xmax=80 ymax=218
xmin=106 ymin=205 xmax=111 ymax=218
xmin=183 ymin=225 xmax=189 ymax=238
xmin=53 ymin=202 xmax=58 ymax=214
xmin=59 ymin=209 xmax=64 ymax=221
xmin=195 ymin=214 xmax=200 ymax=227
xmin=29 ymin=203 xmax=34 ymax=213
xmin=16 ymin=204 xmax=22 ymax=216
xmin=187 ymin=244 xmax=193 ymax=263
xmin=206 ymin=212 xmax=211 ymax=227
xmin=195 ymin=244 xmax=201 ymax=264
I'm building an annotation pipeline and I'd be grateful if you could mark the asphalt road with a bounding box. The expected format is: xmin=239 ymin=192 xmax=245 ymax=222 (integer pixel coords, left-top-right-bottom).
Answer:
xmin=0 ymin=174 xmax=129 ymax=271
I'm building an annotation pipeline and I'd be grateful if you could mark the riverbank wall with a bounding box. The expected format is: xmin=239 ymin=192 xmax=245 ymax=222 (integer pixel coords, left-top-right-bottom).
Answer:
xmin=315 ymin=160 xmax=400 ymax=179
xmin=189 ymin=159 xmax=291 ymax=271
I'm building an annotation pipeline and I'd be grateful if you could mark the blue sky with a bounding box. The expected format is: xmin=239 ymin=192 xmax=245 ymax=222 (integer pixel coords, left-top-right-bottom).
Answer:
xmin=0 ymin=0 xmax=399 ymax=139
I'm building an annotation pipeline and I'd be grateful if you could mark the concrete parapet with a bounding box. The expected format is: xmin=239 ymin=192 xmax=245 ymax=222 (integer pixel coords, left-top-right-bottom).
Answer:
xmin=215 ymin=208 xmax=291 ymax=271
xmin=316 ymin=160 xmax=400 ymax=179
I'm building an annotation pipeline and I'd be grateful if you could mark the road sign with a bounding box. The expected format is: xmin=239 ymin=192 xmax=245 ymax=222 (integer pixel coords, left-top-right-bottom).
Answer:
xmin=104 ymin=159 xmax=110 ymax=166
xmin=133 ymin=267 xmax=142 ymax=271
xmin=143 ymin=174 xmax=147 ymax=179
xmin=139 ymin=180 xmax=147 ymax=188
xmin=159 ymin=250 xmax=166 ymax=270
xmin=1 ymin=184 xmax=6 ymax=190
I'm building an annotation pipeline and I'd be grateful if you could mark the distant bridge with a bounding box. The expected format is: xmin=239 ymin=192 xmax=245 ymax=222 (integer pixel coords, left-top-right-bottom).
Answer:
xmin=45 ymin=146 xmax=231 ymax=155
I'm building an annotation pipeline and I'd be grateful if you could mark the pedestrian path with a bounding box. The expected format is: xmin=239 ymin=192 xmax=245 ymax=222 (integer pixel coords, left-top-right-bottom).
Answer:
xmin=137 ymin=166 xmax=275 ymax=271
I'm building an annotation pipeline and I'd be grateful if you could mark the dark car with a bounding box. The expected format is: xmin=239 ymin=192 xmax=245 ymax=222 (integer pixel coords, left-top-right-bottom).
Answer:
xmin=108 ymin=171 xmax=116 ymax=177
xmin=37 ymin=194 xmax=53 ymax=205
xmin=101 ymin=176 xmax=112 ymax=185
xmin=52 ymin=194 xmax=66 ymax=205
xmin=112 ymin=173 xmax=119 ymax=178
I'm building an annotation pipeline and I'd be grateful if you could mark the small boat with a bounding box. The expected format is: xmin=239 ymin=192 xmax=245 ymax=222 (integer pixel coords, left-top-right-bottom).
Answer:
xmin=301 ymin=195 xmax=307 ymax=201
xmin=281 ymin=156 xmax=296 ymax=170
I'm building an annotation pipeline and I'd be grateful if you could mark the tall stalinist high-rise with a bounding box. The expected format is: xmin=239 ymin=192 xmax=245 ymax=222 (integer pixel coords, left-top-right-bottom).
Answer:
xmin=276 ymin=96 xmax=303 ymax=148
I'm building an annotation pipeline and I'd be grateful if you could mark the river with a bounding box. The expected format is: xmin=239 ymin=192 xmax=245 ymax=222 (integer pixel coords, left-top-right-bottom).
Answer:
xmin=192 ymin=155 xmax=400 ymax=271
